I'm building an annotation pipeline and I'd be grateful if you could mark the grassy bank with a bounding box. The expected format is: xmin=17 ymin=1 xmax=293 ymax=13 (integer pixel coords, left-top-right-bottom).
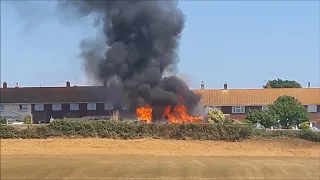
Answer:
xmin=0 ymin=120 xmax=319 ymax=142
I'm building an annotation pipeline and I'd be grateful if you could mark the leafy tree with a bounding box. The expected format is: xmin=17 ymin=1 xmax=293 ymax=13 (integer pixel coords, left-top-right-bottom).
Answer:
xmin=268 ymin=95 xmax=309 ymax=129
xmin=207 ymin=109 xmax=225 ymax=124
xmin=263 ymin=78 xmax=302 ymax=88
xmin=245 ymin=109 xmax=278 ymax=128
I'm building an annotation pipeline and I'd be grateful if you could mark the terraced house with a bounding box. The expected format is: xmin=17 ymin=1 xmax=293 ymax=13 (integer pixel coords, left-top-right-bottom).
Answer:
xmin=0 ymin=81 xmax=133 ymax=123
xmin=194 ymin=83 xmax=320 ymax=128
xmin=1 ymin=81 xmax=320 ymax=128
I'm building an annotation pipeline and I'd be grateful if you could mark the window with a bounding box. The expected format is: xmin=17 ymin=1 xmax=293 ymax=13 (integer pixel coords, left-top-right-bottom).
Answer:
xmin=311 ymin=121 xmax=316 ymax=128
xmin=35 ymin=104 xmax=44 ymax=111
xmin=52 ymin=103 xmax=62 ymax=111
xmin=70 ymin=103 xmax=79 ymax=111
xmin=307 ymin=105 xmax=317 ymax=113
xmin=232 ymin=106 xmax=245 ymax=113
xmin=0 ymin=104 xmax=4 ymax=111
xmin=104 ymin=102 xmax=113 ymax=110
xmin=19 ymin=104 xmax=28 ymax=111
xmin=87 ymin=103 xmax=96 ymax=110
xmin=122 ymin=103 xmax=130 ymax=110
xmin=262 ymin=105 xmax=269 ymax=111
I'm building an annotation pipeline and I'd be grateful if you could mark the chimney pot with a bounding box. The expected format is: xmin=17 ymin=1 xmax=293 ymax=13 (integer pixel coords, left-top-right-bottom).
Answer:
xmin=200 ymin=81 xmax=205 ymax=90
xmin=66 ymin=81 xmax=70 ymax=87
xmin=223 ymin=82 xmax=227 ymax=90
xmin=15 ymin=82 xmax=19 ymax=88
xmin=3 ymin=81 xmax=7 ymax=88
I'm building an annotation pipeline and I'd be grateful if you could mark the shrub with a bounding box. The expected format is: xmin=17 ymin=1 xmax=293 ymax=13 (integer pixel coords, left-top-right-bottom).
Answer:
xmin=24 ymin=116 xmax=32 ymax=124
xmin=299 ymin=122 xmax=310 ymax=130
xmin=298 ymin=129 xmax=320 ymax=142
xmin=0 ymin=120 xmax=252 ymax=141
xmin=0 ymin=117 xmax=7 ymax=124
xmin=1 ymin=120 xmax=319 ymax=142
xmin=245 ymin=109 xmax=278 ymax=128
xmin=207 ymin=109 xmax=225 ymax=124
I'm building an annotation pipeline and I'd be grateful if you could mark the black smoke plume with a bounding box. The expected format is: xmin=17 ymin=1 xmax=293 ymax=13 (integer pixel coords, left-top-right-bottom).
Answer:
xmin=60 ymin=0 xmax=201 ymax=117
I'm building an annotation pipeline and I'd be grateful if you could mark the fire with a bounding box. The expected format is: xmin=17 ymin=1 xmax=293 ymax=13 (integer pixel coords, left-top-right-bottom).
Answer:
xmin=163 ymin=105 xmax=203 ymax=124
xmin=136 ymin=104 xmax=203 ymax=124
xmin=136 ymin=104 xmax=152 ymax=123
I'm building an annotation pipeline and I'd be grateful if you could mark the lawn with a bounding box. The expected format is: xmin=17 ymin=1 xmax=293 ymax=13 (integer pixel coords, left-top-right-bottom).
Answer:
xmin=1 ymin=138 xmax=319 ymax=179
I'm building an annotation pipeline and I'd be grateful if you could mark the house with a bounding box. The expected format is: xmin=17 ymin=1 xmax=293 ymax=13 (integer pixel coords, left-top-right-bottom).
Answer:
xmin=194 ymin=83 xmax=320 ymax=128
xmin=1 ymin=81 xmax=319 ymax=128
xmin=0 ymin=81 xmax=133 ymax=123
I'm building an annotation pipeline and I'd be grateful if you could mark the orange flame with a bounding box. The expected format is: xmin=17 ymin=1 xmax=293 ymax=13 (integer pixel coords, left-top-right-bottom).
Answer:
xmin=136 ymin=104 xmax=203 ymax=124
xmin=163 ymin=105 xmax=203 ymax=124
xmin=136 ymin=104 xmax=152 ymax=123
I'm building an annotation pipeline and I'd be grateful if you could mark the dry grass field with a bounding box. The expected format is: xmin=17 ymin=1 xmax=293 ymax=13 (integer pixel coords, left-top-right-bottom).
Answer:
xmin=1 ymin=138 xmax=320 ymax=179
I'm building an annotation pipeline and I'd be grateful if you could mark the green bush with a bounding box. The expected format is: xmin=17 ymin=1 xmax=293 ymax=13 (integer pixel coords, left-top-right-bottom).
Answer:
xmin=1 ymin=120 xmax=319 ymax=142
xmin=0 ymin=117 xmax=7 ymax=124
xmin=207 ymin=109 xmax=225 ymax=124
xmin=298 ymin=129 xmax=320 ymax=142
xmin=250 ymin=129 xmax=320 ymax=142
xmin=299 ymin=122 xmax=310 ymax=130
xmin=0 ymin=120 xmax=252 ymax=141
xmin=23 ymin=116 xmax=32 ymax=124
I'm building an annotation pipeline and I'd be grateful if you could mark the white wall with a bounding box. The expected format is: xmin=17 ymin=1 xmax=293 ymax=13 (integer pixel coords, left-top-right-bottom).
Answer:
xmin=0 ymin=103 xmax=32 ymax=121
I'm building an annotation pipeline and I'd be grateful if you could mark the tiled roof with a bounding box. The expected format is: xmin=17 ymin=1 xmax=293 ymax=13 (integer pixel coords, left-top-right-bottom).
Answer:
xmin=1 ymin=86 xmax=319 ymax=106
xmin=0 ymin=86 xmax=125 ymax=103
xmin=193 ymin=88 xmax=320 ymax=106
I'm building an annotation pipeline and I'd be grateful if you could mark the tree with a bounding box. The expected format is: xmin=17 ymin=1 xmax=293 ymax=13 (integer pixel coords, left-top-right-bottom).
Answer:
xmin=245 ymin=109 xmax=278 ymax=128
xmin=268 ymin=95 xmax=309 ymax=129
xmin=263 ymin=78 xmax=302 ymax=88
xmin=207 ymin=109 xmax=225 ymax=124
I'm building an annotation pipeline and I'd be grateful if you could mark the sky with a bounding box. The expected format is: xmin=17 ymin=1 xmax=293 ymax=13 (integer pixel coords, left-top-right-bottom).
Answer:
xmin=1 ymin=1 xmax=319 ymax=89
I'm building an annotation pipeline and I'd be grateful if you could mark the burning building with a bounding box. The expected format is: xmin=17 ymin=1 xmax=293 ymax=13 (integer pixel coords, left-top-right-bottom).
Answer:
xmin=59 ymin=0 xmax=205 ymax=123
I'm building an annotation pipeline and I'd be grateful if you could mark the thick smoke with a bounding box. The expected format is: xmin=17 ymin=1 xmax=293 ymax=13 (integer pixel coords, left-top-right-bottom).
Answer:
xmin=60 ymin=0 xmax=201 ymax=115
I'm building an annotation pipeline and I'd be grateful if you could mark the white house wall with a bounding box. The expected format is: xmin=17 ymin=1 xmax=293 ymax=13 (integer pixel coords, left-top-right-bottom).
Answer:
xmin=0 ymin=103 xmax=32 ymax=120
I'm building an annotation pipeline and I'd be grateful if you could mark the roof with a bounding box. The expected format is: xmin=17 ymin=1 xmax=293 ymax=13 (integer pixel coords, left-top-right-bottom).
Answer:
xmin=0 ymin=86 xmax=125 ymax=103
xmin=193 ymin=88 xmax=320 ymax=106
xmin=1 ymin=86 xmax=319 ymax=106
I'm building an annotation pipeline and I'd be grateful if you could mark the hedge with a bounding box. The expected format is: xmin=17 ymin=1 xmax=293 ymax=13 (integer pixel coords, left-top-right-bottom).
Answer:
xmin=0 ymin=120 xmax=252 ymax=141
xmin=252 ymin=129 xmax=320 ymax=142
xmin=0 ymin=120 xmax=319 ymax=142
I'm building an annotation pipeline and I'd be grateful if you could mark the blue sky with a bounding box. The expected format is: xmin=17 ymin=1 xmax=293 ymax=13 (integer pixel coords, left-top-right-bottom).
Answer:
xmin=1 ymin=1 xmax=319 ymax=89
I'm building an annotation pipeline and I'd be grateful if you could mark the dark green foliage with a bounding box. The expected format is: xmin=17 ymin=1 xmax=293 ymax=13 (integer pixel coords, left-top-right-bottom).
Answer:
xmin=263 ymin=78 xmax=302 ymax=88
xmin=251 ymin=129 xmax=320 ymax=142
xmin=0 ymin=117 xmax=7 ymax=124
xmin=268 ymin=96 xmax=309 ymax=128
xmin=245 ymin=109 xmax=278 ymax=128
xmin=1 ymin=120 xmax=318 ymax=142
xmin=0 ymin=120 xmax=252 ymax=141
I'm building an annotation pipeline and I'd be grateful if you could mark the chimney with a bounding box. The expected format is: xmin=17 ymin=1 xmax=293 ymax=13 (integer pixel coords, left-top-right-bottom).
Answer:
xmin=15 ymin=82 xmax=19 ymax=88
xmin=66 ymin=81 xmax=70 ymax=87
xmin=223 ymin=82 xmax=228 ymax=90
xmin=200 ymin=81 xmax=205 ymax=90
xmin=2 ymin=81 xmax=7 ymax=88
